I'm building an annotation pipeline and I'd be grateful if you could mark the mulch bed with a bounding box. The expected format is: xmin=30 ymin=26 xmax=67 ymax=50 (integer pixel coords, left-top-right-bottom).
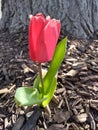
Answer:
xmin=0 ymin=30 xmax=98 ymax=130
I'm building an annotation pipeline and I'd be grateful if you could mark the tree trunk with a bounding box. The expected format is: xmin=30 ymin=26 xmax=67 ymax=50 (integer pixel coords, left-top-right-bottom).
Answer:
xmin=0 ymin=0 xmax=98 ymax=39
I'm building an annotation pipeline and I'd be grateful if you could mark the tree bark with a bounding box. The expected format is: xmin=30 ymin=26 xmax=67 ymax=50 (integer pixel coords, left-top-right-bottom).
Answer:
xmin=0 ymin=0 xmax=98 ymax=39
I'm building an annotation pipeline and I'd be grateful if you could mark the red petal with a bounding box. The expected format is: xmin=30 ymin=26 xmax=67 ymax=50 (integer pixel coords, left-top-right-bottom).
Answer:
xmin=29 ymin=14 xmax=45 ymax=61
xmin=36 ymin=19 xmax=61 ymax=62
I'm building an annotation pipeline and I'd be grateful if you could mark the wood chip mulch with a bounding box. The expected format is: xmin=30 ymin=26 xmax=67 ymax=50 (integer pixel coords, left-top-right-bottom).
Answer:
xmin=0 ymin=30 xmax=98 ymax=130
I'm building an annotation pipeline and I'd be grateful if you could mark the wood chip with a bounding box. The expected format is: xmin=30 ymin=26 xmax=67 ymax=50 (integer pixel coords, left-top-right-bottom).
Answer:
xmin=56 ymin=88 xmax=65 ymax=94
xmin=81 ymin=75 xmax=98 ymax=83
xmin=21 ymin=63 xmax=34 ymax=73
xmin=0 ymin=88 xmax=9 ymax=94
xmin=75 ymin=113 xmax=88 ymax=123
xmin=72 ymin=62 xmax=86 ymax=69
xmin=64 ymin=69 xmax=78 ymax=77
xmin=54 ymin=110 xmax=71 ymax=123
xmin=71 ymin=123 xmax=80 ymax=130
xmin=12 ymin=116 xmax=25 ymax=130
xmin=66 ymin=58 xmax=77 ymax=62
xmin=88 ymin=112 xmax=96 ymax=130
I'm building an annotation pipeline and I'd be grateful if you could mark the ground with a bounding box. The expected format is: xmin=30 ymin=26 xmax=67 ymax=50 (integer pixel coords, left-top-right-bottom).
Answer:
xmin=0 ymin=30 xmax=98 ymax=130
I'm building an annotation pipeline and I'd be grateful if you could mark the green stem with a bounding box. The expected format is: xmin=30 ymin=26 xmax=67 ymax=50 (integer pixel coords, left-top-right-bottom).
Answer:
xmin=38 ymin=63 xmax=44 ymax=98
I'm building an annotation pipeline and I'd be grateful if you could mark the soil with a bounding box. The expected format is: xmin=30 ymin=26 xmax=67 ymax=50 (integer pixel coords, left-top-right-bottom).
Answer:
xmin=0 ymin=30 xmax=98 ymax=130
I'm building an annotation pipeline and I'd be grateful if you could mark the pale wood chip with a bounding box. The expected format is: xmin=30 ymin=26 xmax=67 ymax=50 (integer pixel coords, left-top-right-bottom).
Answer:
xmin=72 ymin=62 xmax=86 ymax=69
xmin=0 ymin=88 xmax=9 ymax=94
xmin=56 ymin=88 xmax=65 ymax=94
xmin=71 ymin=123 xmax=80 ymax=130
xmin=75 ymin=113 xmax=88 ymax=123
xmin=21 ymin=63 xmax=34 ymax=73
xmin=64 ymin=69 xmax=78 ymax=77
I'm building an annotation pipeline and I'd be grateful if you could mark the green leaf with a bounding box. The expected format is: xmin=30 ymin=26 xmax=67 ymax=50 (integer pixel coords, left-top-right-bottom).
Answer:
xmin=15 ymin=87 xmax=45 ymax=106
xmin=33 ymin=75 xmax=40 ymax=89
xmin=33 ymin=70 xmax=57 ymax=107
xmin=43 ymin=38 xmax=67 ymax=94
xmin=33 ymin=69 xmax=47 ymax=92
xmin=42 ymin=76 xmax=57 ymax=107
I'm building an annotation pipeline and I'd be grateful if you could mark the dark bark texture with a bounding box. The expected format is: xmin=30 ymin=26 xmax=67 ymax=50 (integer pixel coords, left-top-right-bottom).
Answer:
xmin=0 ymin=0 xmax=98 ymax=39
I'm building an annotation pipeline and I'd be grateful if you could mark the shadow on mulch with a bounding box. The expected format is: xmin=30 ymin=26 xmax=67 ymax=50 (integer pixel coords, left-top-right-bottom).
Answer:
xmin=0 ymin=30 xmax=98 ymax=130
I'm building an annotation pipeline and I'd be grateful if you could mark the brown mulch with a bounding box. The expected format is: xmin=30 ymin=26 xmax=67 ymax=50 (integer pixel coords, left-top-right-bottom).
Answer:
xmin=0 ymin=30 xmax=98 ymax=130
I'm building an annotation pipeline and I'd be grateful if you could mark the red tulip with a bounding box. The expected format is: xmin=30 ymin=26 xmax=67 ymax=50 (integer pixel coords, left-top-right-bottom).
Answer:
xmin=29 ymin=13 xmax=61 ymax=63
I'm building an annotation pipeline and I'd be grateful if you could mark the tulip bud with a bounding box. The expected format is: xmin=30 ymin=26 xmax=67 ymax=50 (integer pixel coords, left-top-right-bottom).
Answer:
xmin=29 ymin=13 xmax=61 ymax=63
